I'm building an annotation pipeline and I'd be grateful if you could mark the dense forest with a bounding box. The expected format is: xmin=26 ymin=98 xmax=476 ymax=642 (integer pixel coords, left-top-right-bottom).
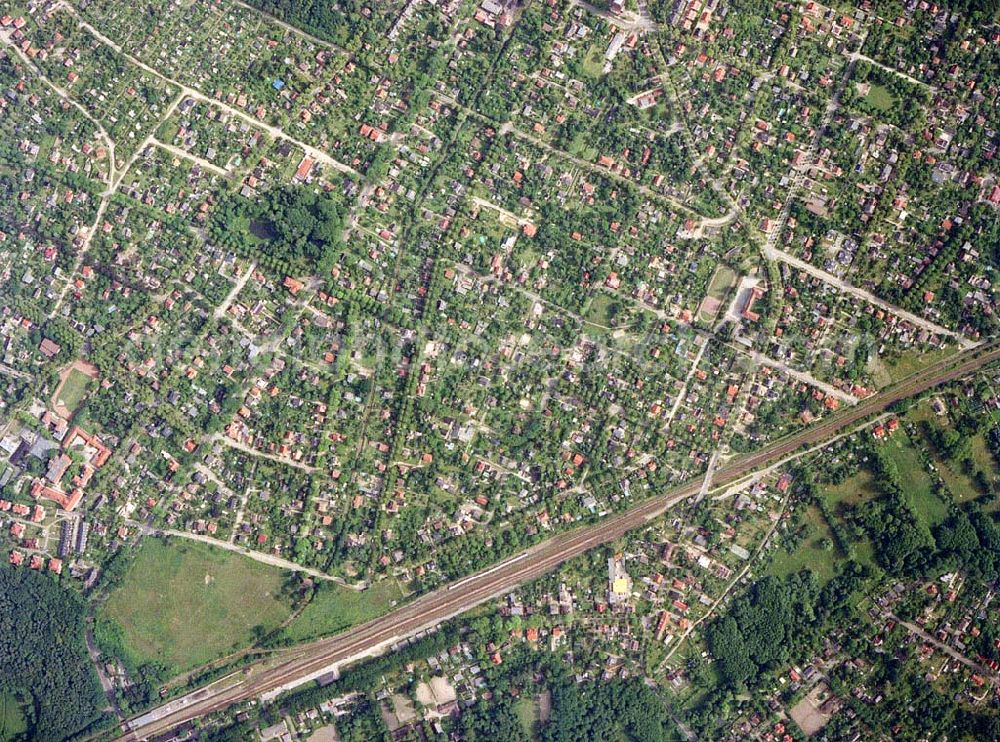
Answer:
xmin=243 ymin=1 xmax=379 ymax=50
xmin=0 ymin=566 xmax=108 ymax=741
xmin=208 ymin=186 xmax=343 ymax=275
xmin=705 ymin=567 xmax=867 ymax=692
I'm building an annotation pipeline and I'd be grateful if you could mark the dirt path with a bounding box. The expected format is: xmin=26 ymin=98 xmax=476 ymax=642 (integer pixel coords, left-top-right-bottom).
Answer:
xmin=132 ymin=521 xmax=357 ymax=586
xmin=214 ymin=262 xmax=257 ymax=320
xmin=208 ymin=432 xmax=320 ymax=473
xmin=150 ymin=138 xmax=230 ymax=177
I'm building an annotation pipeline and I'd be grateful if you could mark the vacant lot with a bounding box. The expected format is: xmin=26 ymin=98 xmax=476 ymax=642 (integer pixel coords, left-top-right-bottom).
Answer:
xmin=101 ymin=538 xmax=294 ymax=673
xmin=790 ymin=682 xmax=839 ymax=736
xmin=281 ymin=577 xmax=406 ymax=643
xmin=870 ymin=345 xmax=956 ymax=387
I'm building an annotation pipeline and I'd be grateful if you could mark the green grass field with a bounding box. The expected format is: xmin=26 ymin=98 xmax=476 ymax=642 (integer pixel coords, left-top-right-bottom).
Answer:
xmin=584 ymin=293 xmax=620 ymax=328
xmin=580 ymin=45 xmax=607 ymax=78
xmin=905 ymin=400 xmax=999 ymax=509
xmin=870 ymin=346 xmax=957 ymax=388
xmin=769 ymin=469 xmax=882 ymax=585
xmin=280 ymin=578 xmax=407 ymax=643
xmin=514 ymin=696 xmax=539 ymax=738
xmin=882 ymin=433 xmax=948 ymax=530
xmin=863 ymin=82 xmax=896 ymax=113
xmin=56 ymin=368 xmax=93 ymax=414
xmin=824 ymin=470 xmax=879 ymax=511
xmin=705 ymin=265 xmax=737 ymax=301
xmin=768 ymin=505 xmax=839 ymax=584
xmin=101 ymin=538 xmax=294 ymax=674
xmin=0 ymin=691 xmax=28 ymax=742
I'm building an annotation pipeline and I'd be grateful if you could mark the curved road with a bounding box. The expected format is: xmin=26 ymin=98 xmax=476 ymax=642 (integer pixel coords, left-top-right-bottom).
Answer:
xmin=118 ymin=341 xmax=1000 ymax=740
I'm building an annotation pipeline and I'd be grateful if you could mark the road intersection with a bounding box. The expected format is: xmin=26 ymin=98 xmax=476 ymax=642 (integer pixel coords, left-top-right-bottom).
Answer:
xmin=117 ymin=340 xmax=1000 ymax=741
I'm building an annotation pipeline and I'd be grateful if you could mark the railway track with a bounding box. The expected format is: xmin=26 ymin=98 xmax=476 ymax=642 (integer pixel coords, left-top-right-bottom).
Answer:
xmin=118 ymin=340 xmax=1000 ymax=740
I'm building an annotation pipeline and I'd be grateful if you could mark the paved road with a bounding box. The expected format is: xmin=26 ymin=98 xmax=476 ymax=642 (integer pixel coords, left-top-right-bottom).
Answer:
xmin=743 ymin=348 xmax=859 ymax=404
xmin=116 ymin=341 xmax=1000 ymax=741
xmin=0 ymin=362 xmax=32 ymax=380
xmin=213 ymin=262 xmax=257 ymax=321
xmin=887 ymin=612 xmax=1000 ymax=684
xmin=569 ymin=0 xmax=658 ymax=32
xmin=208 ymin=432 xmax=320 ymax=473
xmin=63 ymin=3 xmax=359 ymax=178
xmin=846 ymin=51 xmax=932 ymax=91
xmin=764 ymin=245 xmax=972 ymax=348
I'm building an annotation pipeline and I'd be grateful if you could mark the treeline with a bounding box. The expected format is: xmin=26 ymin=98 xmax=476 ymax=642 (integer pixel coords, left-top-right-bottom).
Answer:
xmin=856 ymin=447 xmax=933 ymax=576
xmin=856 ymin=445 xmax=1000 ymax=582
xmin=0 ymin=565 xmax=109 ymax=741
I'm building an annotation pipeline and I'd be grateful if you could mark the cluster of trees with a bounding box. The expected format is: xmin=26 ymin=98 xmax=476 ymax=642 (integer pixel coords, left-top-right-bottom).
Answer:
xmin=208 ymin=186 xmax=343 ymax=275
xmin=932 ymin=502 xmax=1000 ymax=582
xmin=843 ymin=61 xmax=930 ymax=129
xmin=459 ymin=673 xmax=675 ymax=742
xmin=323 ymin=280 xmax=408 ymax=327
xmin=856 ymin=446 xmax=934 ymax=576
xmin=0 ymin=566 xmax=108 ymax=740
xmin=456 ymin=647 xmax=677 ymax=742
xmin=537 ymin=673 xmax=676 ymax=742
xmin=857 ymin=435 xmax=1000 ymax=582
xmin=243 ymin=1 xmax=381 ymax=52
xmin=706 ymin=566 xmax=868 ymax=692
